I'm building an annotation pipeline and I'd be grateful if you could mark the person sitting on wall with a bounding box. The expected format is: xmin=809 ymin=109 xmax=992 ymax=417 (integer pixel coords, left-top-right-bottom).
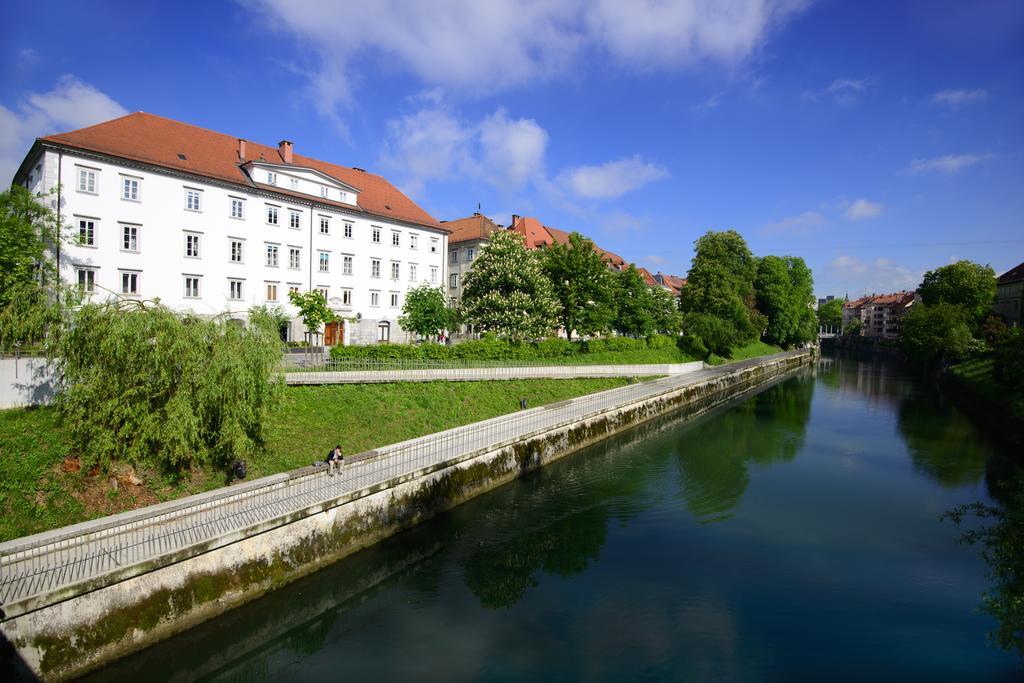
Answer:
xmin=326 ymin=444 xmax=344 ymax=476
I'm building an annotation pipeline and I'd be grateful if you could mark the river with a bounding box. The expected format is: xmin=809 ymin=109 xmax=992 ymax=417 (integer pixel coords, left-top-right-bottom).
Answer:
xmin=87 ymin=354 xmax=1021 ymax=682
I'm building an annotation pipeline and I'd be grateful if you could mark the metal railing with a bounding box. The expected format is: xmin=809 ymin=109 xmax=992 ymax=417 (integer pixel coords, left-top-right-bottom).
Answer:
xmin=0 ymin=350 xmax=805 ymax=618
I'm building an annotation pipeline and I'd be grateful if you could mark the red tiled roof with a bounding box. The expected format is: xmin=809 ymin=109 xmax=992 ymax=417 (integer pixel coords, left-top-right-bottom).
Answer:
xmin=443 ymin=213 xmax=502 ymax=244
xmin=38 ymin=112 xmax=442 ymax=230
xmin=636 ymin=267 xmax=658 ymax=286
xmin=846 ymin=291 xmax=916 ymax=309
xmin=998 ymin=261 xmax=1024 ymax=285
xmin=509 ymin=216 xmax=554 ymax=248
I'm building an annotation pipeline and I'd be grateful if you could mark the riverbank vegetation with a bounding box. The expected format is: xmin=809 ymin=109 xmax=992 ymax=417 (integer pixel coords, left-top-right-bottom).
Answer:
xmin=0 ymin=377 xmax=632 ymax=542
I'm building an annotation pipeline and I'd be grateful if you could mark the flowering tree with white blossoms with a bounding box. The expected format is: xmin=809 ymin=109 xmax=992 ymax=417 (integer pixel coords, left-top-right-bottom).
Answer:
xmin=461 ymin=230 xmax=559 ymax=341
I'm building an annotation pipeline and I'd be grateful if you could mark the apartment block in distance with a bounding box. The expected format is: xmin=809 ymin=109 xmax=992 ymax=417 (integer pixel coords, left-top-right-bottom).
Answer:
xmin=12 ymin=112 xmax=450 ymax=345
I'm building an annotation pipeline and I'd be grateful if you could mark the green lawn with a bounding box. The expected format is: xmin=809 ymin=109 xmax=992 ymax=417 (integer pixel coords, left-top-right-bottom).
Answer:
xmin=707 ymin=340 xmax=782 ymax=365
xmin=0 ymin=378 xmax=631 ymax=542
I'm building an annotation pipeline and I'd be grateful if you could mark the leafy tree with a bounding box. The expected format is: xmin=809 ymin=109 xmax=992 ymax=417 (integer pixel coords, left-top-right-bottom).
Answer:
xmin=900 ymin=302 xmax=972 ymax=364
xmin=288 ymin=289 xmax=335 ymax=336
xmin=679 ymin=230 xmax=762 ymax=344
xmin=461 ymin=230 xmax=559 ymax=340
xmin=614 ymin=266 xmax=681 ymax=336
xmin=681 ymin=312 xmax=738 ymax=359
xmin=54 ymin=300 xmax=282 ymax=472
xmin=754 ymin=255 xmax=818 ymax=348
xmin=817 ymin=298 xmax=843 ymax=330
xmin=919 ymin=260 xmax=997 ymax=329
xmin=399 ymin=284 xmax=449 ymax=339
xmin=540 ymin=232 xmax=617 ymax=339
xmin=994 ymin=328 xmax=1024 ymax=395
xmin=0 ymin=185 xmax=75 ymax=352
xmin=649 ymin=284 xmax=683 ymax=334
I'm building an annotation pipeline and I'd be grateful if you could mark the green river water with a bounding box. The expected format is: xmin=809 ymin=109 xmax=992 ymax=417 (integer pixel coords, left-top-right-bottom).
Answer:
xmin=87 ymin=354 xmax=1021 ymax=682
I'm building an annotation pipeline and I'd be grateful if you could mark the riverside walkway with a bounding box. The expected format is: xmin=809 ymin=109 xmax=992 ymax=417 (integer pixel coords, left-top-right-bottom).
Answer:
xmin=0 ymin=351 xmax=806 ymax=619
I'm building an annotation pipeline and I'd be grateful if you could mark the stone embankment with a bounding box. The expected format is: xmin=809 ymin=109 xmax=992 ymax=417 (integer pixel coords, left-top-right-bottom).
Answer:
xmin=0 ymin=350 xmax=812 ymax=681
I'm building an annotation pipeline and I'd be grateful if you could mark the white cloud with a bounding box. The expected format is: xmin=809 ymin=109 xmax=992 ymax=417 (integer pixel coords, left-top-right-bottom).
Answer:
xmin=830 ymin=255 xmax=919 ymax=294
xmin=379 ymin=106 xmax=547 ymax=196
xmin=931 ymin=88 xmax=988 ymax=108
xmin=558 ymin=155 xmax=668 ymax=200
xmin=248 ymin=0 xmax=810 ymax=126
xmin=691 ymin=92 xmax=723 ymax=112
xmin=843 ymin=198 xmax=883 ymax=221
xmin=644 ymin=254 xmax=668 ymax=266
xmin=0 ymin=75 xmax=127 ymax=183
xmin=907 ymin=153 xmax=993 ymax=174
xmin=600 ymin=210 xmax=646 ymax=233
xmin=762 ymin=210 xmax=825 ymax=234
xmin=804 ymin=76 xmax=873 ymax=104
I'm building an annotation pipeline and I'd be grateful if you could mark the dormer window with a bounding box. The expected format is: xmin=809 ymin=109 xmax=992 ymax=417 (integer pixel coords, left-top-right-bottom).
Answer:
xmin=267 ymin=172 xmax=277 ymax=185
xmin=339 ymin=191 xmax=347 ymax=203
xmin=290 ymin=178 xmax=299 ymax=191
xmin=321 ymin=186 xmax=328 ymax=198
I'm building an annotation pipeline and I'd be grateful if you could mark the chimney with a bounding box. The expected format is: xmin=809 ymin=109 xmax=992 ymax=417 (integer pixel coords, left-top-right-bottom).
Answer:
xmin=278 ymin=140 xmax=294 ymax=164
xmin=237 ymin=139 xmax=246 ymax=161
xmin=512 ymin=214 xmax=520 ymax=226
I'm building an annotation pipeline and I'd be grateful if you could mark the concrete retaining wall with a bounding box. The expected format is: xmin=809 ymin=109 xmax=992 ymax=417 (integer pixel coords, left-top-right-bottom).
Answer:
xmin=0 ymin=351 xmax=811 ymax=681
xmin=0 ymin=357 xmax=57 ymax=410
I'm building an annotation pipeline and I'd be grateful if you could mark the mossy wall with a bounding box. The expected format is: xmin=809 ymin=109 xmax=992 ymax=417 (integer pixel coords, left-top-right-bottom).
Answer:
xmin=0 ymin=351 xmax=810 ymax=681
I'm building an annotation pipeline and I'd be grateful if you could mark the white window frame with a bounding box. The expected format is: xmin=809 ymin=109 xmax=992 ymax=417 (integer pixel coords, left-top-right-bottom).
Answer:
xmin=390 ymin=261 xmax=400 ymax=280
xmin=185 ymin=188 xmax=202 ymax=212
xmin=378 ymin=321 xmax=390 ymax=342
xmin=343 ymin=221 xmax=353 ymax=239
xmin=183 ymin=275 xmax=201 ymax=299
xmin=409 ymin=234 xmax=418 ymax=250
xmin=371 ymin=258 xmax=381 ymax=278
xmin=389 ymin=291 xmax=399 ymax=308
xmin=391 ymin=230 xmax=400 ymax=247
xmin=430 ymin=237 xmax=439 ymax=253
xmin=289 ymin=247 xmax=301 ymax=270
xmin=77 ymin=268 xmax=96 ymax=293
xmin=121 ymin=176 xmax=140 ymax=202
xmin=319 ymin=251 xmax=330 ymax=273
xmin=230 ymin=239 xmax=245 ymax=263
xmin=229 ymin=279 xmax=244 ymax=301
xmin=121 ymin=224 xmax=139 ymax=253
xmin=340 ymin=288 xmax=352 ymax=306
xmin=265 ymin=282 xmax=279 ymax=302
xmin=430 ymin=266 xmax=438 ymax=284
xmin=267 ymin=205 xmax=279 ymax=226
xmin=289 ymin=210 xmax=301 ymax=230
xmin=77 ymin=217 xmax=97 ymax=247
xmin=119 ymin=270 xmax=140 ymax=296
xmin=370 ymin=291 xmax=380 ymax=307
xmin=342 ymin=254 xmax=353 ymax=276
xmin=466 ymin=247 xmax=475 ymax=261
xmin=290 ymin=178 xmax=299 ymax=191
xmin=76 ymin=167 xmax=98 ymax=194
xmin=230 ymin=197 xmax=245 ymax=220
xmin=449 ymin=273 xmax=459 ymax=289
xmin=267 ymin=171 xmax=277 ymax=185
xmin=409 ymin=263 xmax=418 ymax=282
xmin=371 ymin=227 xmax=381 ymax=244
xmin=184 ymin=232 xmax=201 ymax=259
xmin=266 ymin=243 xmax=280 ymax=268
xmin=319 ymin=215 xmax=330 ymax=235
xmin=321 ymin=186 xmax=329 ymax=198
xmin=450 ymin=250 xmax=458 ymax=264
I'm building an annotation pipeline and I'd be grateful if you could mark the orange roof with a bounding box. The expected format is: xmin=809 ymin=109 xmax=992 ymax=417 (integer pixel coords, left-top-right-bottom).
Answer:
xmin=443 ymin=213 xmax=502 ymax=244
xmin=846 ymin=291 xmax=916 ymax=308
xmin=636 ymin=267 xmax=658 ymax=286
xmin=509 ymin=216 xmax=554 ymax=248
xmin=655 ymin=272 xmax=686 ymax=294
xmin=38 ymin=112 xmax=442 ymax=230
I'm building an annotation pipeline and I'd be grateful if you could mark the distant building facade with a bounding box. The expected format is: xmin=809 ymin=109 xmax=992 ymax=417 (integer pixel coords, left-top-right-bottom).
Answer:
xmin=843 ymin=291 xmax=918 ymax=339
xmin=443 ymin=213 xmax=502 ymax=305
xmin=995 ymin=261 xmax=1024 ymax=327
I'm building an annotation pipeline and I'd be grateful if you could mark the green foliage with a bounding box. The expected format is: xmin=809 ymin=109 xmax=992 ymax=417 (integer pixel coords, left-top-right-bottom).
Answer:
xmin=679 ymin=230 xmax=761 ymax=344
xmin=755 ymin=255 xmax=818 ymax=348
xmin=540 ymin=232 xmax=618 ymax=339
xmin=944 ymin=479 xmax=1024 ymax=658
xmin=918 ymin=260 xmax=997 ymax=329
xmin=681 ymin=312 xmax=738 ymax=359
xmin=900 ymin=302 xmax=972 ymax=364
xmin=994 ymin=328 xmax=1024 ymax=394
xmin=817 ymin=298 xmax=843 ymax=329
xmin=461 ymin=230 xmax=559 ymax=340
xmin=0 ymin=185 xmax=76 ymax=352
xmin=398 ymin=284 xmax=449 ymax=339
xmin=287 ymin=289 xmax=335 ymax=335
xmin=614 ymin=266 xmax=682 ymax=337
xmin=54 ymin=300 xmax=282 ymax=471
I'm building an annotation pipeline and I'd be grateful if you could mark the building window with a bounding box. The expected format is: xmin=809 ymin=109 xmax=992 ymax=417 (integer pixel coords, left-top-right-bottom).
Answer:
xmin=122 ymin=225 xmax=139 ymax=252
xmin=430 ymin=266 xmax=438 ymax=283
xmin=289 ymin=247 xmax=301 ymax=269
xmin=449 ymin=273 xmax=458 ymax=289
xmin=339 ymin=191 xmax=347 ymax=203
xmin=378 ymin=321 xmax=390 ymax=342
xmin=185 ymin=233 xmax=201 ymax=258
xmin=77 ymin=268 xmax=96 ymax=293
xmin=289 ymin=210 xmax=301 ymax=229
xmin=316 ymin=287 xmax=328 ymax=298
xmin=389 ymin=292 xmax=399 ymax=308
xmin=290 ymin=178 xmax=299 ymax=191
xmin=466 ymin=247 xmax=475 ymax=261
xmin=409 ymin=264 xmax=417 ymax=282
xmin=185 ymin=189 xmax=202 ymax=212
xmin=430 ymin=237 xmax=439 ymax=253
xmin=229 ymin=280 xmax=243 ymax=300
xmin=390 ymin=261 xmax=400 ymax=280
xmin=410 ymin=234 xmax=418 ymax=250
xmin=267 ymin=171 xmax=277 ymax=185
xmin=341 ymin=289 xmax=352 ymax=306
xmin=78 ymin=218 xmax=96 ymax=246
xmin=120 ymin=271 xmax=139 ymax=295
xmin=266 ymin=283 xmax=278 ymax=302
xmin=343 ymin=255 xmax=353 ymax=275
xmin=391 ymin=231 xmax=400 ymax=247
xmin=184 ymin=276 xmax=201 ymax=299
xmin=450 ymin=250 xmax=458 ymax=264
xmin=370 ymin=291 xmax=380 ymax=307
xmin=121 ymin=177 xmax=139 ymax=201
xmin=320 ymin=186 xmax=328 ymax=198
xmin=319 ymin=216 xmax=330 ymax=234
xmin=230 ymin=198 xmax=245 ymax=219
xmin=266 ymin=244 xmax=279 ymax=267
xmin=77 ymin=168 xmax=97 ymax=194
xmin=230 ymin=239 xmax=244 ymax=263
xmin=371 ymin=258 xmax=381 ymax=278
xmin=372 ymin=227 xmax=381 ymax=243
xmin=288 ymin=284 xmax=300 ymax=295
xmin=267 ymin=206 xmax=279 ymax=225
xmin=319 ymin=252 xmax=330 ymax=273
xmin=344 ymin=221 xmax=353 ymax=239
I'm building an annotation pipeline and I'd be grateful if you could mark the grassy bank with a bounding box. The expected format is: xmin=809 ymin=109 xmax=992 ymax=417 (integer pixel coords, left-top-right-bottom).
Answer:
xmin=947 ymin=356 xmax=1024 ymax=446
xmin=0 ymin=378 xmax=631 ymax=542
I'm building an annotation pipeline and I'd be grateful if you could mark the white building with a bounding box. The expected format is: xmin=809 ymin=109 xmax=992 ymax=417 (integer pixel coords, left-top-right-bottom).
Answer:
xmin=13 ymin=112 xmax=449 ymax=345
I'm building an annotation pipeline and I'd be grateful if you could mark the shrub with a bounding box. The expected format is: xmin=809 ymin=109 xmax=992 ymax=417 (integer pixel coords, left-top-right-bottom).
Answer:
xmin=646 ymin=334 xmax=676 ymax=350
xmin=534 ymin=338 xmax=577 ymax=358
xmin=681 ymin=312 xmax=738 ymax=358
xmin=995 ymin=329 xmax=1024 ymax=394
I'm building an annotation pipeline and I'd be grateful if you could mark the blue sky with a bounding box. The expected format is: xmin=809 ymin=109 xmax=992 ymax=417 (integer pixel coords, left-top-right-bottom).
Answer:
xmin=2 ymin=0 xmax=1022 ymax=298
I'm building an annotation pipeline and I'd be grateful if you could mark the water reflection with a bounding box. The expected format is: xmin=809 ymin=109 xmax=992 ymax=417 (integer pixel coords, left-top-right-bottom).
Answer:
xmin=898 ymin=387 xmax=989 ymax=488
xmin=676 ymin=374 xmax=815 ymax=522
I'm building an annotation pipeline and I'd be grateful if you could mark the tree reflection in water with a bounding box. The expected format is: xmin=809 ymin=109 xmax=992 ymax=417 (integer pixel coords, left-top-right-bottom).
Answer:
xmin=898 ymin=386 xmax=989 ymax=487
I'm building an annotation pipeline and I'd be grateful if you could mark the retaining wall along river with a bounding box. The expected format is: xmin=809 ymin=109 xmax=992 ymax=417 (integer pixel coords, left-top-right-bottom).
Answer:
xmin=0 ymin=350 xmax=811 ymax=681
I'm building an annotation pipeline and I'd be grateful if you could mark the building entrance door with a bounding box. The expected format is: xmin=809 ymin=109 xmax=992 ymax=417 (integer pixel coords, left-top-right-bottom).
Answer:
xmin=324 ymin=321 xmax=343 ymax=346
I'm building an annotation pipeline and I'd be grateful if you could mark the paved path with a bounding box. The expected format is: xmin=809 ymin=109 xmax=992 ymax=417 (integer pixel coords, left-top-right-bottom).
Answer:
xmin=0 ymin=351 xmax=806 ymax=618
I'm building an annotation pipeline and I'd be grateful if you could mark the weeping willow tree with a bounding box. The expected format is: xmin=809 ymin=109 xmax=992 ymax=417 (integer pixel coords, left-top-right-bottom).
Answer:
xmin=54 ymin=300 xmax=283 ymax=471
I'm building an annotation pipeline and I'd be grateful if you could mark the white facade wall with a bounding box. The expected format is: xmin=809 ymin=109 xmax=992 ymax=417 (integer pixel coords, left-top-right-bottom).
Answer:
xmin=30 ymin=148 xmax=448 ymax=345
